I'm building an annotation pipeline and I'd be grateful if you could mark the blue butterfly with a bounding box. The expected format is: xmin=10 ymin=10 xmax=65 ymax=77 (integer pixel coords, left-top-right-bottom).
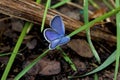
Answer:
xmin=43 ymin=15 xmax=70 ymax=50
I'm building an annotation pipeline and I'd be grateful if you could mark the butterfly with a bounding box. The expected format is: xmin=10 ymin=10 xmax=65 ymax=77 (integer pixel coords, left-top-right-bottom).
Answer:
xmin=43 ymin=15 xmax=70 ymax=50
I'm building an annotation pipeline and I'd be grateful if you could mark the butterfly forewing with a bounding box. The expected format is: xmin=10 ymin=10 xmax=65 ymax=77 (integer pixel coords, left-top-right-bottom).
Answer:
xmin=44 ymin=28 xmax=63 ymax=42
xmin=50 ymin=15 xmax=65 ymax=35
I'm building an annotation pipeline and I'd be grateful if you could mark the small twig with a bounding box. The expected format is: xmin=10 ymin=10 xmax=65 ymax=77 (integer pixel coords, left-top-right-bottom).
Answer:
xmin=0 ymin=16 xmax=11 ymax=22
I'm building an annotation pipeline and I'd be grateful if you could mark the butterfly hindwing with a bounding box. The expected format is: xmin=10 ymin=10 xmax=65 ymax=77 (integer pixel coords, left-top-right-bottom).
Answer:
xmin=50 ymin=15 xmax=65 ymax=35
xmin=59 ymin=36 xmax=70 ymax=45
xmin=49 ymin=39 xmax=61 ymax=50
xmin=49 ymin=36 xmax=70 ymax=50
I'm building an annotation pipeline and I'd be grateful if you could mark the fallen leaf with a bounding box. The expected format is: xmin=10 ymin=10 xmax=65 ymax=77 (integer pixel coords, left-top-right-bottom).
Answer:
xmin=90 ymin=8 xmax=106 ymax=19
xmin=23 ymin=58 xmax=61 ymax=76
xmin=67 ymin=39 xmax=93 ymax=58
xmin=39 ymin=59 xmax=61 ymax=75
xmin=22 ymin=61 xmax=39 ymax=75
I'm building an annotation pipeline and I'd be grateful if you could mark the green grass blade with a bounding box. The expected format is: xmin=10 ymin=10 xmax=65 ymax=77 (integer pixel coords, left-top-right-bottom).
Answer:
xmin=41 ymin=0 xmax=51 ymax=32
xmin=14 ymin=49 xmax=49 ymax=80
xmin=87 ymin=36 xmax=101 ymax=63
xmin=1 ymin=1 xmax=41 ymax=80
xmin=0 ymin=53 xmax=11 ymax=56
xmin=51 ymin=1 xmax=76 ymax=71
xmin=68 ymin=7 xmax=120 ymax=37
xmin=84 ymin=0 xmax=101 ymax=64
xmin=68 ymin=50 xmax=116 ymax=78
xmin=103 ymin=0 xmax=114 ymax=10
xmin=82 ymin=50 xmax=114 ymax=75
xmin=14 ymin=1 xmax=75 ymax=79
xmin=1 ymin=22 xmax=31 ymax=80
xmin=51 ymin=0 xmax=71 ymax=9
xmin=57 ymin=47 xmax=77 ymax=71
xmin=1 ymin=1 xmax=120 ymax=80
xmin=68 ymin=8 xmax=120 ymax=78
xmin=84 ymin=0 xmax=89 ymax=24
xmin=94 ymin=73 xmax=99 ymax=80
xmin=114 ymin=0 xmax=120 ymax=80
xmin=36 ymin=0 xmax=41 ymax=4
xmin=89 ymin=0 xmax=100 ymax=9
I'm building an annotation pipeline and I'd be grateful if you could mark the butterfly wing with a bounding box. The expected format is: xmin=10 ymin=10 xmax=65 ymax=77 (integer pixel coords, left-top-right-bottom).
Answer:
xmin=49 ymin=36 xmax=70 ymax=50
xmin=59 ymin=36 xmax=70 ymax=46
xmin=43 ymin=28 xmax=62 ymax=42
xmin=50 ymin=15 xmax=65 ymax=35
xmin=49 ymin=39 xmax=61 ymax=50
xmin=44 ymin=28 xmax=63 ymax=50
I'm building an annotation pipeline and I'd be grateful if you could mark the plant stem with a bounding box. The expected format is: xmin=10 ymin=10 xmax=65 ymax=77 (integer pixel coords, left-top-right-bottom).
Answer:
xmin=114 ymin=0 xmax=120 ymax=80
xmin=41 ymin=0 xmax=51 ymax=32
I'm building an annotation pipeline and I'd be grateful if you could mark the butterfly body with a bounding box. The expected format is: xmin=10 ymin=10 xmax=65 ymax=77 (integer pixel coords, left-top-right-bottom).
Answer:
xmin=43 ymin=15 xmax=70 ymax=50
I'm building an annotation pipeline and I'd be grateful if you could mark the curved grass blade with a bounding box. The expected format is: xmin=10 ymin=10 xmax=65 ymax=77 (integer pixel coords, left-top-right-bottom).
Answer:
xmin=41 ymin=0 xmax=51 ymax=32
xmin=1 ymin=22 xmax=31 ymax=80
xmin=51 ymin=0 xmax=71 ymax=9
xmin=84 ymin=0 xmax=101 ymax=64
xmin=1 ymin=1 xmax=42 ymax=80
xmin=103 ymin=0 xmax=114 ymax=10
xmin=14 ymin=49 xmax=49 ymax=80
xmin=114 ymin=0 xmax=120 ymax=80
xmin=57 ymin=47 xmax=77 ymax=71
xmin=68 ymin=50 xmax=116 ymax=78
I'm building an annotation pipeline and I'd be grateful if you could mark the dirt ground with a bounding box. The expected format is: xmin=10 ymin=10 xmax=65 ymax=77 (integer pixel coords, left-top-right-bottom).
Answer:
xmin=0 ymin=0 xmax=119 ymax=80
